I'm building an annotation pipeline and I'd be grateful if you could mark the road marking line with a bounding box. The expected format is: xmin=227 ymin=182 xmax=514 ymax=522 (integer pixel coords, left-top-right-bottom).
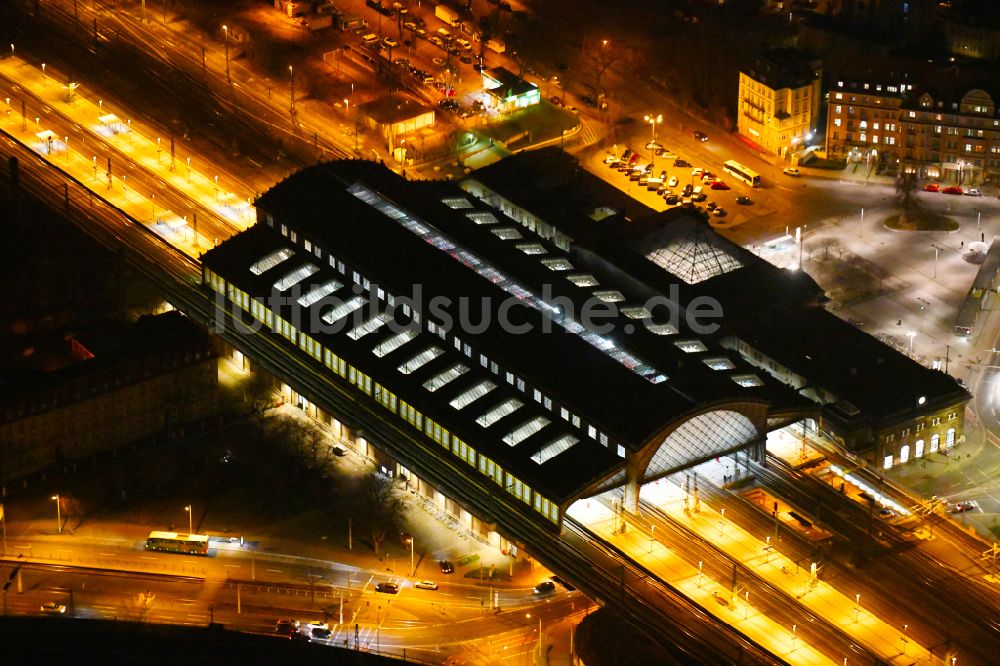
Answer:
xmin=266 ymin=568 xmax=282 ymax=573
xmin=224 ymin=564 xmax=242 ymax=568
xmin=98 ymin=553 xmax=115 ymax=557
xmin=139 ymin=556 xmax=157 ymax=560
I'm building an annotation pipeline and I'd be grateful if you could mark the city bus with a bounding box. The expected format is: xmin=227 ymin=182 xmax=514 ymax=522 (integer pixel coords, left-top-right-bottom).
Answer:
xmin=145 ymin=531 xmax=210 ymax=556
xmin=722 ymin=160 xmax=761 ymax=187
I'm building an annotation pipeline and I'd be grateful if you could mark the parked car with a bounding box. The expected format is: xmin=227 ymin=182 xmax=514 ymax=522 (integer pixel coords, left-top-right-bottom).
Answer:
xmin=581 ymin=95 xmax=599 ymax=108
xmin=736 ymin=196 xmax=753 ymax=205
xmin=305 ymin=620 xmax=329 ymax=631
xmin=438 ymin=560 xmax=455 ymax=574
xmin=702 ymin=174 xmax=716 ymax=184
xmin=375 ymin=582 xmax=400 ymax=594
xmin=951 ymin=501 xmax=976 ymax=513
xmin=645 ymin=140 xmax=663 ymax=151
xmin=922 ymin=183 xmax=940 ymax=192
xmin=674 ymin=158 xmax=690 ymax=168
xmin=714 ymin=208 xmax=727 ymax=217
xmin=783 ymin=167 xmax=800 ymax=177
xmin=664 ymin=194 xmax=680 ymax=205
xmin=691 ymin=192 xmax=707 ymax=202
xmin=681 ymin=184 xmax=694 ymax=196
xmin=693 ymin=130 xmax=708 ymax=142
xmin=40 ymin=602 xmax=66 ymax=615
xmin=311 ymin=627 xmax=333 ymax=640
xmin=667 ymin=176 xmax=679 ymax=188
xmin=459 ymin=55 xmax=473 ymax=65
xmin=965 ymin=188 xmax=982 ymax=197
xmin=943 ymin=185 xmax=963 ymax=195
xmin=533 ymin=581 xmax=556 ymax=595
xmin=429 ymin=35 xmax=444 ymax=48
xmin=691 ymin=167 xmax=704 ymax=178
xmin=706 ymin=201 xmax=718 ymax=211
xmin=415 ymin=580 xmax=439 ymax=590
xmin=710 ymin=181 xmax=730 ymax=190
xmin=455 ymin=38 xmax=472 ymax=51
xmin=382 ymin=37 xmax=398 ymax=48
xmin=361 ymin=33 xmax=379 ymax=45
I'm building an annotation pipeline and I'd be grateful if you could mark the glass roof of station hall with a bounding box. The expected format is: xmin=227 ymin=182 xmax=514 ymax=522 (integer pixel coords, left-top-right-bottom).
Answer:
xmin=348 ymin=183 xmax=668 ymax=385
xmin=202 ymin=227 xmax=622 ymax=503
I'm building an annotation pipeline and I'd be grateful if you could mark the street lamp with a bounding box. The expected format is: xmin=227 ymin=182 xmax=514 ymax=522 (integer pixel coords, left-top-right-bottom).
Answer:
xmin=288 ymin=65 xmax=295 ymax=119
xmin=51 ymin=494 xmax=61 ymax=534
xmin=907 ymin=331 xmax=916 ymax=353
xmin=644 ymin=113 xmax=662 ymax=169
xmin=404 ymin=534 xmax=415 ymax=576
xmin=854 ymin=593 xmax=861 ymax=622
xmin=184 ymin=505 xmax=193 ymax=534
xmin=931 ymin=244 xmax=942 ymax=278
xmin=222 ymin=25 xmax=231 ymax=85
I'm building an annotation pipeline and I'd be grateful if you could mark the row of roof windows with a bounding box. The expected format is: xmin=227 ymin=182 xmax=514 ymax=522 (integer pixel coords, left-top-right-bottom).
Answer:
xmin=345 ymin=184 xmax=669 ymax=386
xmin=264 ymin=208 xmax=765 ymax=424
xmin=213 ymin=264 xmax=597 ymax=480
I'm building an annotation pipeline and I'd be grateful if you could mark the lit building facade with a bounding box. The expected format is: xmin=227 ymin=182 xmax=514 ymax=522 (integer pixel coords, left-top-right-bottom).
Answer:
xmin=824 ymin=77 xmax=1000 ymax=181
xmin=738 ymin=50 xmax=822 ymax=156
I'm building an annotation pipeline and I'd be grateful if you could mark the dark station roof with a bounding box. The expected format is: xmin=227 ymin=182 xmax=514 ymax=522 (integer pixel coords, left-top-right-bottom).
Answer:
xmin=204 ymin=160 xmax=807 ymax=503
xmin=468 ymin=149 xmax=968 ymax=431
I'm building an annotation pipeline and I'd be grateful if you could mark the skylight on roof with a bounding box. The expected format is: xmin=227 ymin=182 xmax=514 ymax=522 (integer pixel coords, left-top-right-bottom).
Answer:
xmin=297 ymin=279 xmax=343 ymax=307
xmin=424 ymin=363 xmax=469 ymax=392
xmin=492 ymin=227 xmax=523 ymax=240
xmin=647 ymin=323 xmax=678 ymax=336
xmin=531 ymin=434 xmax=579 ymax=464
xmin=541 ymin=258 xmax=573 ymax=271
xmin=503 ymin=416 xmax=550 ymax=446
xmin=594 ymin=290 xmax=625 ymax=303
xmin=645 ymin=237 xmax=744 ymax=285
xmin=442 ymin=197 xmax=474 ymax=209
xmin=450 ymin=380 xmax=497 ymax=409
xmin=466 ymin=211 xmax=498 ymax=225
xmin=321 ymin=296 xmax=367 ymax=326
xmin=347 ymin=312 xmax=392 ymax=340
xmin=732 ymin=374 xmax=763 ymax=387
xmin=398 ymin=346 xmax=444 ymax=374
xmin=567 ymin=273 xmax=599 ymax=288
xmin=476 ymin=398 xmax=523 ymax=428
xmin=675 ymin=340 xmax=708 ymax=353
xmin=249 ymin=248 xmax=294 ymax=275
xmin=622 ymin=306 xmax=651 ymax=319
xmin=372 ymin=329 xmax=418 ymax=358
xmin=703 ymin=357 xmax=735 ymax=370
xmin=515 ymin=242 xmax=547 ymax=255
xmin=273 ymin=263 xmax=319 ymax=292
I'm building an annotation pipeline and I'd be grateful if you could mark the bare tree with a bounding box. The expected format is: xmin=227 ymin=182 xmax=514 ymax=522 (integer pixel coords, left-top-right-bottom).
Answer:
xmin=244 ymin=371 xmax=275 ymax=431
xmin=895 ymin=171 xmax=920 ymax=219
xmin=356 ymin=473 xmax=406 ymax=555
xmin=266 ymin=415 xmax=335 ymax=474
xmin=582 ymin=36 xmax=619 ymax=97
